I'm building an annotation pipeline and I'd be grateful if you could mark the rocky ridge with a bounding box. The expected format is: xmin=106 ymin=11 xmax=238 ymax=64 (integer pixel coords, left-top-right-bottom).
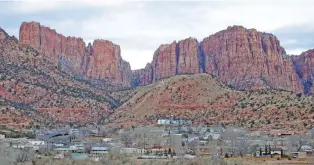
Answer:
xmin=0 ymin=27 xmax=119 ymax=129
xmin=133 ymin=26 xmax=305 ymax=93
xmin=18 ymin=22 xmax=313 ymax=94
xmin=19 ymin=22 xmax=132 ymax=86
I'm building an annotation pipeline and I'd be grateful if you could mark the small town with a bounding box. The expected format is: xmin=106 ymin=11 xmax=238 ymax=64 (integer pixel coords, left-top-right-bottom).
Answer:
xmin=1 ymin=118 xmax=314 ymax=164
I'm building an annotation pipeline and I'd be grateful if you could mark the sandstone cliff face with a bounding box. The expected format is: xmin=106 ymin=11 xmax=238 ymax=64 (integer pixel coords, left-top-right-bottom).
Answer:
xmin=14 ymin=21 xmax=313 ymax=93
xmin=177 ymin=38 xmax=202 ymax=74
xmin=152 ymin=41 xmax=177 ymax=81
xmin=136 ymin=26 xmax=303 ymax=92
xmin=19 ymin=22 xmax=131 ymax=86
xmin=201 ymin=26 xmax=302 ymax=92
xmin=150 ymin=38 xmax=202 ymax=82
xmin=292 ymin=50 xmax=314 ymax=94
xmin=86 ymin=40 xmax=131 ymax=84
xmin=132 ymin=63 xmax=153 ymax=86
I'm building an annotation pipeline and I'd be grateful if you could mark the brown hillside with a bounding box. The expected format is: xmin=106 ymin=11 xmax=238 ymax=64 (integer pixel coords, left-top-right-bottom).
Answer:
xmin=0 ymin=27 xmax=120 ymax=130
xmin=110 ymin=74 xmax=314 ymax=135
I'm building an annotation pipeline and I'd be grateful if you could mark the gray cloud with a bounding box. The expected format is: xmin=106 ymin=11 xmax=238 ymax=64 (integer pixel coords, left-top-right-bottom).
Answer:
xmin=1 ymin=0 xmax=314 ymax=68
xmin=273 ymin=24 xmax=314 ymax=52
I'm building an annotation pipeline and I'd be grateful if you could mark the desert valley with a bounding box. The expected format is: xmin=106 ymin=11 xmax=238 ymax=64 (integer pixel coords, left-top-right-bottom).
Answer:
xmin=0 ymin=20 xmax=314 ymax=164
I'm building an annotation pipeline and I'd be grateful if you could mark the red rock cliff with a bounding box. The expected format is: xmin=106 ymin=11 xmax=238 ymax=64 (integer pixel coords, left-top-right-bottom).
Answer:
xmin=201 ymin=26 xmax=302 ymax=92
xmin=137 ymin=26 xmax=303 ymax=92
xmin=15 ymin=21 xmax=309 ymax=93
xmin=132 ymin=63 xmax=153 ymax=86
xmin=151 ymin=38 xmax=202 ymax=82
xmin=177 ymin=38 xmax=202 ymax=74
xmin=19 ymin=22 xmax=132 ymax=86
xmin=292 ymin=50 xmax=314 ymax=94
xmin=86 ymin=40 xmax=131 ymax=84
xmin=152 ymin=41 xmax=178 ymax=81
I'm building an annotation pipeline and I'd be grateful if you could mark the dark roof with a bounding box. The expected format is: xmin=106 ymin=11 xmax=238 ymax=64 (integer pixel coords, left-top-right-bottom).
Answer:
xmin=44 ymin=132 xmax=69 ymax=138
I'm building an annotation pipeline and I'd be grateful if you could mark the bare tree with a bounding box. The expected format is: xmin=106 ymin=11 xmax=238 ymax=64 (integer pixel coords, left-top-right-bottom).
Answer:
xmin=288 ymin=136 xmax=309 ymax=151
xmin=15 ymin=148 xmax=34 ymax=163
xmin=220 ymin=127 xmax=251 ymax=156
xmin=120 ymin=133 xmax=133 ymax=147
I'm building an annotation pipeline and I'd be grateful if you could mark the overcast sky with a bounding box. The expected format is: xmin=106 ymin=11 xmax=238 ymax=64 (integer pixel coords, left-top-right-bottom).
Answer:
xmin=1 ymin=0 xmax=314 ymax=69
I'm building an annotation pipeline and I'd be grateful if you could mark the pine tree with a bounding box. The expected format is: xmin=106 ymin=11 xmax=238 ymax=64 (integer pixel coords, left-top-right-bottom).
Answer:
xmin=168 ymin=148 xmax=172 ymax=154
xmin=265 ymin=145 xmax=268 ymax=155
xmin=268 ymin=144 xmax=271 ymax=155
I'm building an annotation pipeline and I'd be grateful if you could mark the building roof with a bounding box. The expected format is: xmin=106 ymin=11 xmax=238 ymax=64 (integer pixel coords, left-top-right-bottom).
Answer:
xmin=44 ymin=132 xmax=69 ymax=138
xmin=91 ymin=147 xmax=108 ymax=151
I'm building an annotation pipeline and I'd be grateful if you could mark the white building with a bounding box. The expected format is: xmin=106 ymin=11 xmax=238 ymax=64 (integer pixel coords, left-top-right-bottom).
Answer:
xmin=28 ymin=140 xmax=45 ymax=146
xmin=102 ymin=138 xmax=112 ymax=142
xmin=0 ymin=134 xmax=5 ymax=139
xmin=90 ymin=147 xmax=109 ymax=154
xmin=69 ymin=143 xmax=85 ymax=151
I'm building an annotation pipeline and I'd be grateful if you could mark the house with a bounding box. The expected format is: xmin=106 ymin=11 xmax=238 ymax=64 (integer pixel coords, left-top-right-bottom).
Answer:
xmin=37 ymin=132 xmax=71 ymax=144
xmin=90 ymin=147 xmax=109 ymax=154
xmin=157 ymin=119 xmax=192 ymax=125
xmin=25 ymin=140 xmax=45 ymax=150
xmin=28 ymin=140 xmax=45 ymax=146
xmin=0 ymin=134 xmax=5 ymax=139
xmin=69 ymin=143 xmax=85 ymax=152
xmin=157 ymin=119 xmax=171 ymax=125
xmin=102 ymin=137 xmax=112 ymax=142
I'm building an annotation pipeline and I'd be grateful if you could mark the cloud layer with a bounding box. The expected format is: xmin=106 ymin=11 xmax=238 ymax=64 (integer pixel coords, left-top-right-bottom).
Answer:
xmin=1 ymin=0 xmax=314 ymax=69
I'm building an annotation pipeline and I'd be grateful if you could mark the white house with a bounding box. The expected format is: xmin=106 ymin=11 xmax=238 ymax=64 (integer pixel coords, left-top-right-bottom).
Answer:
xmin=69 ymin=143 xmax=85 ymax=151
xmin=102 ymin=138 xmax=112 ymax=142
xmin=28 ymin=140 xmax=45 ymax=146
xmin=90 ymin=147 xmax=109 ymax=154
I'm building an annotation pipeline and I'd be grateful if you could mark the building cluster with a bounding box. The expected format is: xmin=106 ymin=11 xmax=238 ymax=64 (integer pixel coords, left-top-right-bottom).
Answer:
xmin=1 ymin=124 xmax=314 ymax=162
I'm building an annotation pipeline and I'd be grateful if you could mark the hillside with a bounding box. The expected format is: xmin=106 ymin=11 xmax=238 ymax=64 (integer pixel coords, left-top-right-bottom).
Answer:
xmin=110 ymin=74 xmax=314 ymax=135
xmin=0 ymin=28 xmax=123 ymax=130
xmin=1 ymin=21 xmax=314 ymax=132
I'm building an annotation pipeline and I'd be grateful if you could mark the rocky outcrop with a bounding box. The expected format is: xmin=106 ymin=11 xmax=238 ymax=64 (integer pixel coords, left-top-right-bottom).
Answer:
xmin=177 ymin=38 xmax=202 ymax=74
xmin=19 ymin=22 xmax=131 ymax=86
xmin=201 ymin=26 xmax=302 ymax=92
xmin=0 ymin=28 xmax=8 ymax=43
xmin=292 ymin=50 xmax=314 ymax=94
xmin=152 ymin=41 xmax=178 ymax=81
xmin=11 ymin=21 xmax=314 ymax=93
xmin=150 ymin=38 xmax=202 ymax=82
xmin=85 ymin=40 xmax=132 ymax=84
xmin=132 ymin=63 xmax=153 ymax=86
xmin=137 ymin=26 xmax=303 ymax=92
